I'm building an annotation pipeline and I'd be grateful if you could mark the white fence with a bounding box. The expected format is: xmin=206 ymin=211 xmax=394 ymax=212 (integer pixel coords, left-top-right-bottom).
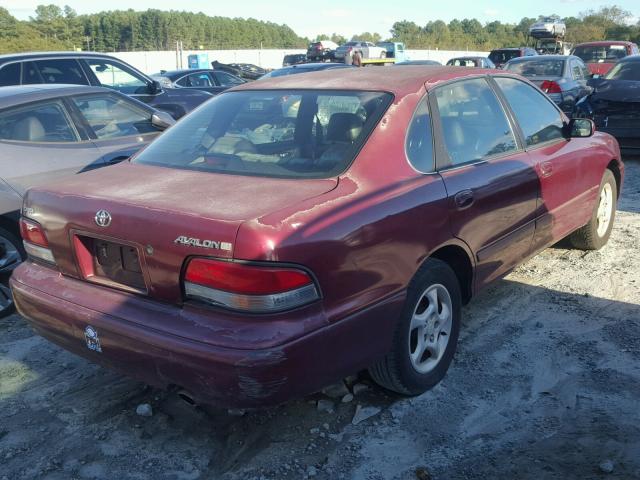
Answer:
xmin=107 ymin=49 xmax=490 ymax=75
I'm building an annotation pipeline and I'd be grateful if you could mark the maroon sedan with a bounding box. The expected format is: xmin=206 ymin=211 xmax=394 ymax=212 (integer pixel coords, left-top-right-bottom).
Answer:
xmin=11 ymin=67 xmax=623 ymax=407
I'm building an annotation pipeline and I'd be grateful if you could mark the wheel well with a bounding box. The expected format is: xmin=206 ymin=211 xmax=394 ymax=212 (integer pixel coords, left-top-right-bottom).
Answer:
xmin=430 ymin=245 xmax=473 ymax=304
xmin=607 ymin=160 xmax=621 ymax=199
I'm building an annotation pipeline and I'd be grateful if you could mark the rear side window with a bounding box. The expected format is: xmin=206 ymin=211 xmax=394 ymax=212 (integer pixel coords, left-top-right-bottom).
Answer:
xmin=0 ymin=63 xmax=20 ymax=87
xmin=72 ymin=94 xmax=155 ymax=139
xmin=213 ymin=71 xmax=244 ymax=86
xmin=495 ymin=77 xmax=564 ymax=147
xmin=133 ymin=89 xmax=392 ymax=179
xmin=176 ymin=73 xmax=212 ymax=88
xmin=405 ymin=96 xmax=433 ymax=172
xmin=25 ymin=59 xmax=88 ymax=85
xmin=0 ymin=101 xmax=78 ymax=142
xmin=434 ymin=78 xmax=517 ymax=166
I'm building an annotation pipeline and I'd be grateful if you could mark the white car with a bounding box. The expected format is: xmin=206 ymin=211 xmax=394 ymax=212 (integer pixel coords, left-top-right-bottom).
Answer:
xmin=334 ymin=41 xmax=387 ymax=60
xmin=529 ymin=18 xmax=566 ymax=38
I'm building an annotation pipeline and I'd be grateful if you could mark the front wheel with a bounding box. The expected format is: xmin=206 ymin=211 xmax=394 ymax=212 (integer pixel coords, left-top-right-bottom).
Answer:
xmin=0 ymin=226 xmax=26 ymax=318
xmin=369 ymin=258 xmax=461 ymax=395
xmin=569 ymin=169 xmax=617 ymax=250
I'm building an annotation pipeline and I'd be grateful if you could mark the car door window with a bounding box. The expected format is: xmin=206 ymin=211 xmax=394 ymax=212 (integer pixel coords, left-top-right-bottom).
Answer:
xmin=0 ymin=101 xmax=78 ymax=142
xmin=24 ymin=59 xmax=88 ymax=85
xmin=213 ymin=71 xmax=244 ymax=86
xmin=435 ymin=78 xmax=517 ymax=166
xmin=405 ymin=96 xmax=434 ymax=172
xmin=0 ymin=63 xmax=20 ymax=87
xmin=84 ymin=59 xmax=150 ymax=95
xmin=72 ymin=94 xmax=155 ymax=139
xmin=495 ymin=77 xmax=564 ymax=148
xmin=176 ymin=73 xmax=212 ymax=88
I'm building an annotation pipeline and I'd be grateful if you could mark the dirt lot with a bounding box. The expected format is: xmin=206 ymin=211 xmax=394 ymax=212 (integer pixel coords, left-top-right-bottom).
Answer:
xmin=1 ymin=158 xmax=639 ymax=480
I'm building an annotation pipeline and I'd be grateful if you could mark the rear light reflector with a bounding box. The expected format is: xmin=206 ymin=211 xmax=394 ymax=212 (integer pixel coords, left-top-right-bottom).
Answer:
xmin=541 ymin=80 xmax=562 ymax=94
xmin=19 ymin=217 xmax=55 ymax=264
xmin=183 ymin=258 xmax=319 ymax=313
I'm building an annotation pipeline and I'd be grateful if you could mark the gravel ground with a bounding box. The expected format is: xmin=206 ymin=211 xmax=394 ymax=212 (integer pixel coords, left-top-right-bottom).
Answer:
xmin=1 ymin=158 xmax=639 ymax=480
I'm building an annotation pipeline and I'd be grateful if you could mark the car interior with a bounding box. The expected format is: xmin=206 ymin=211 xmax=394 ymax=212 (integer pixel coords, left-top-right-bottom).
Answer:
xmin=0 ymin=103 xmax=77 ymax=142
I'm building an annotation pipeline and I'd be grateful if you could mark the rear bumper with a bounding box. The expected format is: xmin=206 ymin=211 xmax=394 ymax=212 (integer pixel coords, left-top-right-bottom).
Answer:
xmin=11 ymin=261 xmax=404 ymax=408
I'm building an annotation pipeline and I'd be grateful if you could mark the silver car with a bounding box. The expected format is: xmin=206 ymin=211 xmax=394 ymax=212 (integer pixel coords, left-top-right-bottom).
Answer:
xmin=529 ymin=17 xmax=566 ymax=38
xmin=0 ymin=84 xmax=173 ymax=315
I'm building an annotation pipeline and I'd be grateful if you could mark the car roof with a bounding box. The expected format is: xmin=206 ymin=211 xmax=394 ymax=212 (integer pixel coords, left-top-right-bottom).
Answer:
xmin=618 ymin=54 xmax=640 ymax=62
xmin=449 ymin=56 xmax=484 ymax=60
xmin=491 ymin=48 xmax=524 ymax=51
xmin=508 ymin=55 xmax=570 ymax=62
xmin=574 ymin=41 xmax=635 ymax=47
xmin=233 ymin=66 xmax=504 ymax=97
xmin=0 ymin=84 xmax=113 ymax=109
xmin=0 ymin=51 xmax=120 ymax=63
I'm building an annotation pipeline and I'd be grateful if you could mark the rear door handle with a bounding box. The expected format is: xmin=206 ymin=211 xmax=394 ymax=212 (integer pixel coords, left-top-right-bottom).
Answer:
xmin=454 ymin=189 xmax=474 ymax=209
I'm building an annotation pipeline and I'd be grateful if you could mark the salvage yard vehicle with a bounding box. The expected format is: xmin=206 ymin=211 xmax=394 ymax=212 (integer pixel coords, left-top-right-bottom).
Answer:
xmin=529 ymin=17 xmax=566 ymax=39
xmin=11 ymin=67 xmax=623 ymax=408
xmin=150 ymin=68 xmax=246 ymax=95
xmin=575 ymin=55 xmax=640 ymax=153
xmin=446 ymin=56 xmax=495 ymax=68
xmin=334 ymin=41 xmax=387 ymax=61
xmin=504 ymin=55 xmax=591 ymax=114
xmin=0 ymin=84 xmax=173 ymax=317
xmin=488 ymin=47 xmax=537 ymax=69
xmin=306 ymin=41 xmax=339 ymax=62
xmin=571 ymin=41 xmax=640 ymax=76
xmin=0 ymin=52 xmax=213 ymax=119
xmin=282 ymin=54 xmax=308 ymax=66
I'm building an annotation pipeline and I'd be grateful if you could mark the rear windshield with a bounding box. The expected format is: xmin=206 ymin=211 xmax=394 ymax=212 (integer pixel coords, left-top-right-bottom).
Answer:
xmin=133 ymin=89 xmax=392 ymax=179
xmin=572 ymin=45 xmax=628 ymax=63
xmin=489 ymin=50 xmax=520 ymax=64
xmin=605 ymin=61 xmax=640 ymax=81
xmin=505 ymin=59 xmax=564 ymax=77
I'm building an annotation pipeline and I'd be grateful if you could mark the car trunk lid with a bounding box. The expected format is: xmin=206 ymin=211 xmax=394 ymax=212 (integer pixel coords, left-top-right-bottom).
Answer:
xmin=24 ymin=162 xmax=337 ymax=303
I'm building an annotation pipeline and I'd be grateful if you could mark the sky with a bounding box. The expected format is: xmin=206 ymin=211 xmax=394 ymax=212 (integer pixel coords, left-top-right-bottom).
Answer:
xmin=5 ymin=0 xmax=639 ymax=39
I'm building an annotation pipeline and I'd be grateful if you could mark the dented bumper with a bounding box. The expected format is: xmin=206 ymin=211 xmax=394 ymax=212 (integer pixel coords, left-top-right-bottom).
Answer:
xmin=11 ymin=261 xmax=404 ymax=408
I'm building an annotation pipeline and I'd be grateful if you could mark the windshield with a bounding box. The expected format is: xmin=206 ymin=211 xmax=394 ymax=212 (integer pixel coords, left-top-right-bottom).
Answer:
xmin=605 ymin=61 xmax=640 ymax=81
xmin=572 ymin=45 xmax=627 ymax=63
xmin=133 ymin=89 xmax=392 ymax=179
xmin=505 ymin=59 xmax=564 ymax=77
xmin=489 ymin=50 xmax=520 ymax=64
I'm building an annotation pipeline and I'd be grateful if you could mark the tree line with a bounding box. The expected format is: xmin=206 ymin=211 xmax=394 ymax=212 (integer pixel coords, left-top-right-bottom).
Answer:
xmin=1 ymin=4 xmax=639 ymax=55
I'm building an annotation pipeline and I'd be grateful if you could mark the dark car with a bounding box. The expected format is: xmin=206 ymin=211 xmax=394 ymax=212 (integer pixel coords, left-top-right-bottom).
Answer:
xmin=571 ymin=41 xmax=640 ymax=76
xmin=0 ymin=52 xmax=212 ymax=119
xmin=211 ymin=61 xmax=268 ymax=81
xmin=260 ymin=62 xmax=354 ymax=78
xmin=575 ymin=55 xmax=640 ymax=153
xmin=504 ymin=55 xmax=592 ymax=114
xmin=489 ymin=47 xmax=538 ymax=69
xmin=306 ymin=41 xmax=338 ymax=62
xmin=11 ymin=67 xmax=622 ymax=408
xmin=0 ymin=84 xmax=173 ymax=316
xmin=283 ymin=54 xmax=307 ymax=67
xmin=395 ymin=60 xmax=442 ymax=66
xmin=151 ymin=68 xmax=246 ymax=95
xmin=446 ymin=56 xmax=495 ymax=68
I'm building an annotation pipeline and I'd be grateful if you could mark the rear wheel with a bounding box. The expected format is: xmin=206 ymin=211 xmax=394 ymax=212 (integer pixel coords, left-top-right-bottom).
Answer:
xmin=369 ymin=258 xmax=461 ymax=395
xmin=0 ymin=226 xmax=26 ymax=318
xmin=569 ymin=169 xmax=617 ymax=250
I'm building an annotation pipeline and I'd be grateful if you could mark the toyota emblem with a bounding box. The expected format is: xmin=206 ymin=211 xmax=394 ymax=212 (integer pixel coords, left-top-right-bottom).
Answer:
xmin=95 ymin=210 xmax=112 ymax=227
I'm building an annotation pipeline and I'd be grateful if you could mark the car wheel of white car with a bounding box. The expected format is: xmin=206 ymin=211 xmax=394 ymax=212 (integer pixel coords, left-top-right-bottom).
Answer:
xmin=569 ymin=169 xmax=617 ymax=250
xmin=369 ymin=258 xmax=461 ymax=396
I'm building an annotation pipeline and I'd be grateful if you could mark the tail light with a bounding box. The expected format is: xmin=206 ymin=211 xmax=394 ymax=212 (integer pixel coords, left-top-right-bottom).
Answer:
xmin=183 ymin=258 xmax=319 ymax=313
xmin=541 ymin=80 xmax=562 ymax=94
xmin=19 ymin=217 xmax=55 ymax=264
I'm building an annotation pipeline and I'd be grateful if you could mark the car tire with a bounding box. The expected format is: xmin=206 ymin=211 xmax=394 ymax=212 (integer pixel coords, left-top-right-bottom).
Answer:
xmin=0 ymin=226 xmax=26 ymax=318
xmin=369 ymin=258 xmax=461 ymax=396
xmin=569 ymin=169 xmax=617 ymax=250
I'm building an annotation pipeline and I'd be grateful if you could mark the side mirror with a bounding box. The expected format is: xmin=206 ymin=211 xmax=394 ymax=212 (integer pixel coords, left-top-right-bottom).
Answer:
xmin=566 ymin=118 xmax=594 ymax=138
xmin=151 ymin=111 xmax=175 ymax=131
xmin=149 ymin=80 xmax=163 ymax=95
